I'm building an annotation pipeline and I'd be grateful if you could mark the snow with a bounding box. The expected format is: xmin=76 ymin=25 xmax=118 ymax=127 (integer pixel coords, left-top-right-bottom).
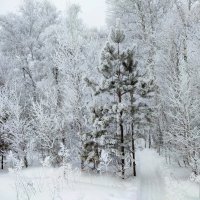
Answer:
xmin=136 ymin=149 xmax=199 ymax=200
xmin=163 ymin=165 xmax=200 ymax=200
xmin=137 ymin=149 xmax=165 ymax=200
xmin=0 ymin=168 xmax=137 ymax=200
xmin=0 ymin=149 xmax=199 ymax=200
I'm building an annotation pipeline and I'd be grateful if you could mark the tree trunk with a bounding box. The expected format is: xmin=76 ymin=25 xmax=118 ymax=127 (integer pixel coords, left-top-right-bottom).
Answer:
xmin=149 ymin=132 xmax=151 ymax=149
xmin=53 ymin=67 xmax=61 ymax=108
xmin=81 ymin=159 xmax=84 ymax=170
xmin=24 ymin=156 xmax=28 ymax=168
xmin=1 ymin=155 xmax=3 ymax=170
xmin=120 ymin=118 xmax=125 ymax=179
xmin=118 ymin=91 xmax=125 ymax=179
xmin=131 ymin=123 xmax=136 ymax=176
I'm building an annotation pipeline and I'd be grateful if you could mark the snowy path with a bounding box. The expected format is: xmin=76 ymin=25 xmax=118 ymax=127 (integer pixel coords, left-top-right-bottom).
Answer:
xmin=137 ymin=149 xmax=166 ymax=200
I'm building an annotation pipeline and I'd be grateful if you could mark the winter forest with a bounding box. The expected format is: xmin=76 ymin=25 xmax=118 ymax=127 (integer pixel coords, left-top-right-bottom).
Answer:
xmin=0 ymin=0 xmax=199 ymax=199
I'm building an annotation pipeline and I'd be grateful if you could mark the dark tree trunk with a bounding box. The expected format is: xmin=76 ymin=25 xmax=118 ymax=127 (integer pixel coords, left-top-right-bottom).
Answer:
xmin=81 ymin=159 xmax=84 ymax=170
xmin=118 ymin=90 xmax=125 ymax=179
xmin=1 ymin=155 xmax=3 ymax=170
xmin=149 ymin=133 xmax=151 ymax=149
xmin=53 ymin=67 xmax=61 ymax=108
xmin=129 ymin=90 xmax=137 ymax=177
xmin=120 ymin=116 xmax=125 ymax=179
xmin=24 ymin=156 xmax=28 ymax=168
xmin=131 ymin=123 xmax=136 ymax=176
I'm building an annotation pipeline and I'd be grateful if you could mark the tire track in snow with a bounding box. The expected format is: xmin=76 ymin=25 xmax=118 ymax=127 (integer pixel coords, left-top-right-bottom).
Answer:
xmin=137 ymin=149 xmax=166 ymax=200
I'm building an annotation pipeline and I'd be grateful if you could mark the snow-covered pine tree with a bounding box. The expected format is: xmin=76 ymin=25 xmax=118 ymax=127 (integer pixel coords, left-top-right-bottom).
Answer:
xmin=85 ymin=19 xmax=154 ymax=178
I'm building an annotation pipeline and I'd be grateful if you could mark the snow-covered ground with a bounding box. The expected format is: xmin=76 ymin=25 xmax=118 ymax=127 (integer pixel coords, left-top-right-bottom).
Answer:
xmin=0 ymin=167 xmax=137 ymax=200
xmin=137 ymin=149 xmax=199 ymax=200
xmin=163 ymin=163 xmax=199 ymax=200
xmin=0 ymin=149 xmax=199 ymax=200
xmin=137 ymin=149 xmax=165 ymax=200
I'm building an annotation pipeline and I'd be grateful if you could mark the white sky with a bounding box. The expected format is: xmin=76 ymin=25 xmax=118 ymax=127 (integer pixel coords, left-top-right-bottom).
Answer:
xmin=0 ymin=0 xmax=106 ymax=28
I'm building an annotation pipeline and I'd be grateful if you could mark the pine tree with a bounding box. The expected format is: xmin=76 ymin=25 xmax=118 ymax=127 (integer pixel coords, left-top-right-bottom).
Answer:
xmin=85 ymin=20 xmax=154 ymax=178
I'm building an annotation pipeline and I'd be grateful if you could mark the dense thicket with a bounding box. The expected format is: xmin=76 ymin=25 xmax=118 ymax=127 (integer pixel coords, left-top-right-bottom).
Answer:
xmin=0 ymin=0 xmax=199 ymax=177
